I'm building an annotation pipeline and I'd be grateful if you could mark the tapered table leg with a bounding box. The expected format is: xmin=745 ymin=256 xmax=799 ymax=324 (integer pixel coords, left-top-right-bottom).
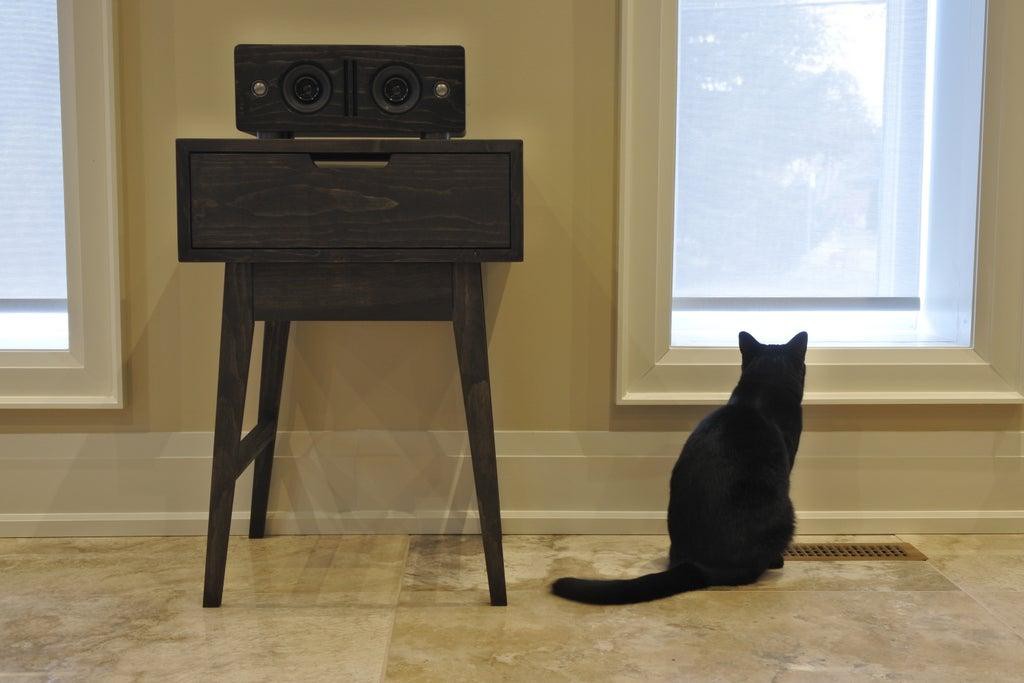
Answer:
xmin=249 ymin=320 xmax=290 ymax=539
xmin=203 ymin=263 xmax=254 ymax=608
xmin=452 ymin=263 xmax=507 ymax=606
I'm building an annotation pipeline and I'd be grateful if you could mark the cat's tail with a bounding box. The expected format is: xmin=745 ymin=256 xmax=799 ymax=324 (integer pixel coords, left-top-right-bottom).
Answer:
xmin=550 ymin=562 xmax=708 ymax=605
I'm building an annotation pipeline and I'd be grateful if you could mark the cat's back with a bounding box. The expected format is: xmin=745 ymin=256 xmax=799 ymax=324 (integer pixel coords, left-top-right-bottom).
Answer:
xmin=673 ymin=402 xmax=790 ymax=486
xmin=684 ymin=403 xmax=785 ymax=455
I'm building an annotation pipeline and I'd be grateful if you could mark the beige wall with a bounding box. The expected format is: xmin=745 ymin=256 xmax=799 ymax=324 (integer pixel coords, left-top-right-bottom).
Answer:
xmin=1 ymin=0 xmax=1021 ymax=441
xmin=3 ymin=0 xmax=1024 ymax=537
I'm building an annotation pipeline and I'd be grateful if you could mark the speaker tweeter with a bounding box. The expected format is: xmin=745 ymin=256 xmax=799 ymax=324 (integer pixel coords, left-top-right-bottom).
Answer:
xmin=282 ymin=64 xmax=331 ymax=114
xmin=372 ymin=64 xmax=421 ymax=114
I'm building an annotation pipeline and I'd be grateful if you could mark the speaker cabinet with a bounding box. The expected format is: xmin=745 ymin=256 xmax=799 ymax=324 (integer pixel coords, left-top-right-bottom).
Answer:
xmin=234 ymin=44 xmax=466 ymax=138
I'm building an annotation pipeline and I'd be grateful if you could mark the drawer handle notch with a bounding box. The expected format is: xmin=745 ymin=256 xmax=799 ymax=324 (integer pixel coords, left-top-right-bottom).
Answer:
xmin=310 ymin=153 xmax=391 ymax=170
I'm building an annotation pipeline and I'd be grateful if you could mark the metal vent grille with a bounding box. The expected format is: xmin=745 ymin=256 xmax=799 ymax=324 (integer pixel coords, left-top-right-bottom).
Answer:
xmin=784 ymin=542 xmax=926 ymax=561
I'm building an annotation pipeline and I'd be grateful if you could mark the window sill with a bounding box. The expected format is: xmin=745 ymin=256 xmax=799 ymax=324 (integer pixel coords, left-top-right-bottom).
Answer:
xmin=618 ymin=346 xmax=1024 ymax=405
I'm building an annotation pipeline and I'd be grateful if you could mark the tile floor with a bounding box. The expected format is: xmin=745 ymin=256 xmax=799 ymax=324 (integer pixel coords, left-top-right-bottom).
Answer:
xmin=2 ymin=534 xmax=1023 ymax=681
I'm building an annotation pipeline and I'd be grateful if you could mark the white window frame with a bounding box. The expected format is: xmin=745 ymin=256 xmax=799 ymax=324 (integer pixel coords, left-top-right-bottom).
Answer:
xmin=617 ymin=0 xmax=1023 ymax=405
xmin=0 ymin=0 xmax=122 ymax=408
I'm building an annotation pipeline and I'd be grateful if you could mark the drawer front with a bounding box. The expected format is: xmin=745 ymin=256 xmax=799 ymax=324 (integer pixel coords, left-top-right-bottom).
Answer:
xmin=188 ymin=152 xmax=511 ymax=249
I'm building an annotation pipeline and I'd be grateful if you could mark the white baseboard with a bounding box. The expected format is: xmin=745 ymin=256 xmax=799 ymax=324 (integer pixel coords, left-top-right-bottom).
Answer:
xmin=0 ymin=429 xmax=1022 ymax=537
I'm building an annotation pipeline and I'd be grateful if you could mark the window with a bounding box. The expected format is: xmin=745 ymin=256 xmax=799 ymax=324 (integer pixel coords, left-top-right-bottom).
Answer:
xmin=672 ymin=0 xmax=982 ymax=347
xmin=0 ymin=0 xmax=69 ymax=350
xmin=0 ymin=0 xmax=121 ymax=407
xmin=618 ymin=0 xmax=1024 ymax=404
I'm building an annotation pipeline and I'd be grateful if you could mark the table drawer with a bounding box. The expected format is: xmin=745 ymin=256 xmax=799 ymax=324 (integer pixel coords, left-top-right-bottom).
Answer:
xmin=177 ymin=139 xmax=522 ymax=262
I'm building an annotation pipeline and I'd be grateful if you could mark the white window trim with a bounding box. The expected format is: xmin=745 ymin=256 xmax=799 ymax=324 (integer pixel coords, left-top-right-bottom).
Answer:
xmin=0 ymin=0 xmax=122 ymax=408
xmin=617 ymin=0 xmax=1023 ymax=405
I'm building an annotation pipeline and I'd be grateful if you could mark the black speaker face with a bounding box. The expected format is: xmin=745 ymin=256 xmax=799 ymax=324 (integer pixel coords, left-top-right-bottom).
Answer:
xmin=281 ymin=64 xmax=331 ymax=114
xmin=235 ymin=45 xmax=465 ymax=137
xmin=372 ymin=64 xmax=421 ymax=114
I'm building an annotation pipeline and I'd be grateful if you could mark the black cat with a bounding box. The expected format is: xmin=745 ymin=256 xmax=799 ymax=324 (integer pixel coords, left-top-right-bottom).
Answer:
xmin=551 ymin=331 xmax=808 ymax=604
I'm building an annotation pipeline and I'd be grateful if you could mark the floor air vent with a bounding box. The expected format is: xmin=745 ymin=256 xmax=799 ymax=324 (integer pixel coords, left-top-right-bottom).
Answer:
xmin=784 ymin=542 xmax=926 ymax=561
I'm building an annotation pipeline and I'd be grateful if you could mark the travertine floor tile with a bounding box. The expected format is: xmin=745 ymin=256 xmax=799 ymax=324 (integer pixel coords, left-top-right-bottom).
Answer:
xmin=2 ymin=534 xmax=1022 ymax=682
xmin=733 ymin=534 xmax=954 ymax=592
xmin=900 ymin=534 xmax=1024 ymax=593
xmin=966 ymin=591 xmax=1024 ymax=639
xmin=0 ymin=536 xmax=407 ymax=681
xmin=900 ymin=534 xmax=1024 ymax=554
xmin=898 ymin=535 xmax=1024 ymax=640
xmin=399 ymin=535 xmax=956 ymax=598
xmin=723 ymin=559 xmax=957 ymax=592
xmin=386 ymin=589 xmax=1024 ymax=682
xmin=386 ymin=535 xmax=1024 ymax=682
xmin=398 ymin=535 xmax=682 ymax=607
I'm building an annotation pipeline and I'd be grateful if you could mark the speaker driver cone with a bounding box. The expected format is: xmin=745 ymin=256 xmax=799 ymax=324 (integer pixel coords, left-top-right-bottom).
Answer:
xmin=282 ymin=64 xmax=331 ymax=114
xmin=372 ymin=64 xmax=421 ymax=114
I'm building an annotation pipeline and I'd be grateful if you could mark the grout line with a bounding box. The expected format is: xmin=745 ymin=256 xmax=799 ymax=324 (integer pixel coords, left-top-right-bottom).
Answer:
xmin=896 ymin=534 xmax=1024 ymax=645
xmin=925 ymin=566 xmax=1024 ymax=644
xmin=378 ymin=534 xmax=412 ymax=683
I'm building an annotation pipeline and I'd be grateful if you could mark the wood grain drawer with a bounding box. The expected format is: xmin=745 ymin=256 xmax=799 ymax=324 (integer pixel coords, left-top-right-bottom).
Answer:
xmin=177 ymin=139 xmax=522 ymax=262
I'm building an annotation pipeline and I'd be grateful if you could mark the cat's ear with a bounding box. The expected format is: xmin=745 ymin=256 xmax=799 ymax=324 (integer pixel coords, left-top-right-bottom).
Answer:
xmin=738 ymin=331 xmax=761 ymax=359
xmin=785 ymin=331 xmax=809 ymax=359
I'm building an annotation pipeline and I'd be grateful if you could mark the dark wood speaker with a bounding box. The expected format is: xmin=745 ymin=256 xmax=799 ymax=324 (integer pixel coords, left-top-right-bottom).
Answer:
xmin=235 ymin=44 xmax=466 ymax=138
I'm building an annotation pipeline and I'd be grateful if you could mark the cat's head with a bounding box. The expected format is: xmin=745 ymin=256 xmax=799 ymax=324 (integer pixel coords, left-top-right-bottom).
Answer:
xmin=737 ymin=331 xmax=808 ymax=395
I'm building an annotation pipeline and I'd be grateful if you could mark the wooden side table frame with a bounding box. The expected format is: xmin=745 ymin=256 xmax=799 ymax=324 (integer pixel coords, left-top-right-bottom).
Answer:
xmin=177 ymin=139 xmax=522 ymax=608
